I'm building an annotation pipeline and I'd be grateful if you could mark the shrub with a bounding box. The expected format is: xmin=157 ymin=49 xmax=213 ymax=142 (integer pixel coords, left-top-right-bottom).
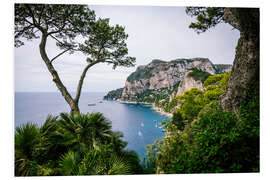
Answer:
xmin=187 ymin=68 xmax=211 ymax=83
xmin=15 ymin=112 xmax=143 ymax=176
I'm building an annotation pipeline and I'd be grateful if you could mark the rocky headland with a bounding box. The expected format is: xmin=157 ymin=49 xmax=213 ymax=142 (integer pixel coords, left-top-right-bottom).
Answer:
xmin=104 ymin=57 xmax=232 ymax=117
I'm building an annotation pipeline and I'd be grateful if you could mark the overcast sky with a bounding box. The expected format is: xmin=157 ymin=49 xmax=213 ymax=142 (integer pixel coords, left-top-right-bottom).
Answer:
xmin=15 ymin=5 xmax=240 ymax=93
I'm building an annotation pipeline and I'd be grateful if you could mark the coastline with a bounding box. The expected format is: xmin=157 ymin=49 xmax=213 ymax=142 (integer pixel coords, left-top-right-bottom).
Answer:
xmin=117 ymin=99 xmax=173 ymax=118
xmin=151 ymin=104 xmax=173 ymax=118
xmin=117 ymin=99 xmax=152 ymax=105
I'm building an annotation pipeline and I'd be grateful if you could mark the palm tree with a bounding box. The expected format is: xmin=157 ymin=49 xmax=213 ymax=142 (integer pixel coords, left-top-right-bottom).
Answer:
xmin=15 ymin=123 xmax=40 ymax=176
xmin=34 ymin=115 xmax=67 ymax=167
xmin=82 ymin=148 xmax=131 ymax=175
xmin=57 ymin=112 xmax=113 ymax=151
xmin=59 ymin=151 xmax=81 ymax=175
xmin=59 ymin=148 xmax=131 ymax=175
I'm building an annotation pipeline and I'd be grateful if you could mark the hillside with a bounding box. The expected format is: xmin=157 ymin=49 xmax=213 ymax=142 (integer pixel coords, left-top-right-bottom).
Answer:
xmin=104 ymin=58 xmax=231 ymax=104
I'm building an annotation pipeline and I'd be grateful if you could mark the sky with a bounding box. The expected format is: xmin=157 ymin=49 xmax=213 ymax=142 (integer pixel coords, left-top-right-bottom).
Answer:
xmin=14 ymin=5 xmax=240 ymax=93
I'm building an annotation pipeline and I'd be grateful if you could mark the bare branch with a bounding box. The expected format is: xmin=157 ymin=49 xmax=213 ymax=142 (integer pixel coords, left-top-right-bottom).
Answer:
xmin=49 ymin=34 xmax=64 ymax=46
xmin=50 ymin=48 xmax=72 ymax=63
xmin=23 ymin=17 xmax=34 ymax=26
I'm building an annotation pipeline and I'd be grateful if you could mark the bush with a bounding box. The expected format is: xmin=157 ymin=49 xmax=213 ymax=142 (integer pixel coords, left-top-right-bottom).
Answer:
xmin=144 ymin=70 xmax=259 ymax=173
xmin=15 ymin=112 xmax=143 ymax=176
xmin=145 ymin=98 xmax=259 ymax=173
xmin=187 ymin=68 xmax=211 ymax=83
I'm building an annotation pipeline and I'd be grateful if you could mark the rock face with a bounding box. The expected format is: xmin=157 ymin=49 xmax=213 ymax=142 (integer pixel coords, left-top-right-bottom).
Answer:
xmin=104 ymin=57 xmax=232 ymax=102
xmin=176 ymin=71 xmax=204 ymax=96
xmin=103 ymin=88 xmax=123 ymax=100
xmin=215 ymin=64 xmax=233 ymax=74
xmin=121 ymin=58 xmax=217 ymax=100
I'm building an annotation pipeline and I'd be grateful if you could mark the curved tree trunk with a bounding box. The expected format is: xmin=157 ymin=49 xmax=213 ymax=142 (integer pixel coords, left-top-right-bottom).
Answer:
xmin=74 ymin=60 xmax=100 ymax=106
xmin=39 ymin=33 xmax=80 ymax=113
xmin=221 ymin=8 xmax=259 ymax=112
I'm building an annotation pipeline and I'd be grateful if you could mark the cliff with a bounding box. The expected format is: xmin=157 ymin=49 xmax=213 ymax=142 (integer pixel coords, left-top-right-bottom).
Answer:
xmin=121 ymin=58 xmax=216 ymax=100
xmin=104 ymin=58 xmax=232 ymax=104
xmin=176 ymin=70 xmax=205 ymax=96
xmin=103 ymin=88 xmax=123 ymax=100
xmin=214 ymin=64 xmax=233 ymax=74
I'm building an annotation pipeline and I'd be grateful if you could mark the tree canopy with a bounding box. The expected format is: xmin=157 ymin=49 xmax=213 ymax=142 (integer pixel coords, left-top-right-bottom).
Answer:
xmin=185 ymin=7 xmax=225 ymax=33
xmin=15 ymin=4 xmax=136 ymax=112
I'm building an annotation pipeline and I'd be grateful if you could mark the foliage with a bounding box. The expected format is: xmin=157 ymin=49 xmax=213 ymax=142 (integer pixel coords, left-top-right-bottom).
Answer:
xmin=187 ymin=68 xmax=211 ymax=83
xmin=185 ymin=7 xmax=225 ymax=33
xmin=127 ymin=66 xmax=154 ymax=83
xmin=15 ymin=112 xmax=143 ymax=176
xmin=15 ymin=123 xmax=40 ymax=159
xmin=177 ymin=88 xmax=204 ymax=121
xmin=171 ymin=109 xmax=185 ymax=130
xmin=156 ymin=72 xmax=231 ymax=129
xmin=122 ymin=82 xmax=180 ymax=105
xmin=203 ymin=71 xmax=230 ymax=89
xmin=15 ymin=123 xmax=40 ymax=176
xmin=103 ymin=88 xmax=124 ymax=100
xmin=143 ymin=71 xmax=259 ymax=173
xmin=15 ymin=4 xmax=135 ymax=68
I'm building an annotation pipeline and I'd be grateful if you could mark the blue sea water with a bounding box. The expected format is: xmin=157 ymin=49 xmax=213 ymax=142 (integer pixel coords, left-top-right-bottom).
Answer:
xmin=15 ymin=92 xmax=170 ymax=158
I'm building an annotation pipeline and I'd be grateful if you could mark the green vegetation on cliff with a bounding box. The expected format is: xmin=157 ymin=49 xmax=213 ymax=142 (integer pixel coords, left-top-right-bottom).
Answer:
xmin=122 ymin=82 xmax=180 ymax=104
xmin=143 ymin=71 xmax=259 ymax=173
xmin=187 ymin=68 xmax=211 ymax=83
xmin=155 ymin=71 xmax=231 ymax=114
xmin=127 ymin=66 xmax=155 ymax=83
xmin=104 ymin=88 xmax=124 ymax=100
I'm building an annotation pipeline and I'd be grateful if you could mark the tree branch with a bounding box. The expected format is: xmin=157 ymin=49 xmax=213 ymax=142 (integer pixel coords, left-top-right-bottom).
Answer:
xmin=50 ymin=48 xmax=72 ymax=63
xmin=23 ymin=17 xmax=34 ymax=26
xmin=104 ymin=60 xmax=114 ymax=63
xmin=25 ymin=5 xmax=39 ymax=27
xmin=25 ymin=5 xmax=45 ymax=33
xmin=38 ymin=5 xmax=45 ymax=25
xmin=49 ymin=34 xmax=63 ymax=45
xmin=74 ymin=60 xmax=102 ymax=103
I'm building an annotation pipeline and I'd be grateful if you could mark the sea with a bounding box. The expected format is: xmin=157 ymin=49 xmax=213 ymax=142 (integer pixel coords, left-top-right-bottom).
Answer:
xmin=15 ymin=92 xmax=170 ymax=158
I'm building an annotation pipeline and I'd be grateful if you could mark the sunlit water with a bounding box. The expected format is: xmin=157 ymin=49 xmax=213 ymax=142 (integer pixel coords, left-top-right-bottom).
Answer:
xmin=15 ymin=92 xmax=170 ymax=158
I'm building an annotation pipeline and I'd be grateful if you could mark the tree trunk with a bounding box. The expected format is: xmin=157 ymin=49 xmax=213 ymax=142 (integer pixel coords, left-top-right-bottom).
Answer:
xmin=220 ymin=8 xmax=259 ymax=112
xmin=74 ymin=60 xmax=100 ymax=106
xmin=39 ymin=33 xmax=80 ymax=113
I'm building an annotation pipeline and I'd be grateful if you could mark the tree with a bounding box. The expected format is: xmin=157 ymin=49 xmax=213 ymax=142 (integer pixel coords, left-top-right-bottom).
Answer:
xmin=15 ymin=123 xmax=40 ymax=176
xmin=15 ymin=4 xmax=136 ymax=113
xmin=57 ymin=112 xmax=113 ymax=150
xmin=186 ymin=7 xmax=259 ymax=112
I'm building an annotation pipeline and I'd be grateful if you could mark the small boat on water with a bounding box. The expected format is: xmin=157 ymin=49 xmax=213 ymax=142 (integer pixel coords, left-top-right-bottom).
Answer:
xmin=99 ymin=101 xmax=103 ymax=103
xmin=88 ymin=103 xmax=96 ymax=106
